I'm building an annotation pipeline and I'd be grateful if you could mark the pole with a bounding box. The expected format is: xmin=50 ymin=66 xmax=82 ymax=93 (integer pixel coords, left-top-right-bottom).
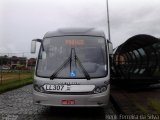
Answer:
xmin=0 ymin=55 xmax=2 ymax=84
xmin=106 ymin=0 xmax=111 ymax=41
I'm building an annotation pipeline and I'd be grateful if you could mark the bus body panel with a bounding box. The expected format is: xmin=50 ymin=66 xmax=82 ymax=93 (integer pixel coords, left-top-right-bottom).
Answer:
xmin=33 ymin=84 xmax=110 ymax=107
xmin=33 ymin=76 xmax=110 ymax=107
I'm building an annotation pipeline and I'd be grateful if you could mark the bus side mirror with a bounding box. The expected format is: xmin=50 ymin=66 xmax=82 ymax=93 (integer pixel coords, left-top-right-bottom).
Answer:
xmin=31 ymin=39 xmax=43 ymax=54
xmin=31 ymin=40 xmax=37 ymax=54
xmin=108 ymin=42 xmax=113 ymax=55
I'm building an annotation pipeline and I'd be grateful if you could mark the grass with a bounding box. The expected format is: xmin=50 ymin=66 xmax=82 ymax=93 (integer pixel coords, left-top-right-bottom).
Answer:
xmin=135 ymin=104 xmax=149 ymax=114
xmin=1 ymin=71 xmax=33 ymax=82
xmin=0 ymin=71 xmax=33 ymax=93
xmin=135 ymin=99 xmax=160 ymax=114
xmin=149 ymin=99 xmax=160 ymax=114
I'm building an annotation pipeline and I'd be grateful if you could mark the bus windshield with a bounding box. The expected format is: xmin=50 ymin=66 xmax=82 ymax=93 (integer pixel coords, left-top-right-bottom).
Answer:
xmin=36 ymin=36 xmax=107 ymax=79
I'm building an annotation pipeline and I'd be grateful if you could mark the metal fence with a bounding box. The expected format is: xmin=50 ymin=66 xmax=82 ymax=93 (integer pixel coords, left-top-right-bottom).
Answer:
xmin=0 ymin=52 xmax=35 ymax=85
xmin=0 ymin=70 xmax=34 ymax=85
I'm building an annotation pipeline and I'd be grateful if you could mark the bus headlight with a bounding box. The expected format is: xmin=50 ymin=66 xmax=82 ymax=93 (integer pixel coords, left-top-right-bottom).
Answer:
xmin=33 ymin=84 xmax=45 ymax=93
xmin=93 ymin=86 xmax=107 ymax=94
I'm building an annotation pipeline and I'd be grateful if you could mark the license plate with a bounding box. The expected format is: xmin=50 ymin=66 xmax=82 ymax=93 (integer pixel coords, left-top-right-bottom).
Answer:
xmin=43 ymin=84 xmax=67 ymax=92
xmin=43 ymin=84 xmax=95 ymax=92
xmin=61 ymin=100 xmax=75 ymax=105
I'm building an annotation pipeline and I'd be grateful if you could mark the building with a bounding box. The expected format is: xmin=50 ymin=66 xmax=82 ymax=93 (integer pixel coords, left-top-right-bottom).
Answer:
xmin=0 ymin=55 xmax=36 ymax=70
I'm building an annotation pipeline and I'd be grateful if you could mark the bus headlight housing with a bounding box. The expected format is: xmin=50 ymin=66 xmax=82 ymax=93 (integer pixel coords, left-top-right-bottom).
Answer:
xmin=93 ymin=86 xmax=107 ymax=94
xmin=33 ymin=84 xmax=45 ymax=93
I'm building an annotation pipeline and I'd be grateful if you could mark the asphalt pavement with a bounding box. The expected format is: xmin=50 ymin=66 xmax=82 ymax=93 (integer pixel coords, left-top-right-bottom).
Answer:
xmin=0 ymin=84 xmax=117 ymax=120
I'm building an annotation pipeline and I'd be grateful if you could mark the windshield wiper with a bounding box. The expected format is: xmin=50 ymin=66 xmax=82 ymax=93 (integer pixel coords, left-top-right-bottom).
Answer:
xmin=50 ymin=48 xmax=90 ymax=80
xmin=71 ymin=48 xmax=90 ymax=80
xmin=76 ymin=57 xmax=90 ymax=80
xmin=50 ymin=56 xmax=71 ymax=80
xmin=74 ymin=54 xmax=90 ymax=80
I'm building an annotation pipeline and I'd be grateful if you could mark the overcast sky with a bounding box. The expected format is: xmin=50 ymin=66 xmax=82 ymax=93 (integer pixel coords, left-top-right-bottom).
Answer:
xmin=0 ymin=0 xmax=160 ymax=57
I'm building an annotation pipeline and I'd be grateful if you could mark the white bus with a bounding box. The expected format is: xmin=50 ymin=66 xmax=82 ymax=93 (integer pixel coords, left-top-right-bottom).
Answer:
xmin=31 ymin=28 xmax=113 ymax=107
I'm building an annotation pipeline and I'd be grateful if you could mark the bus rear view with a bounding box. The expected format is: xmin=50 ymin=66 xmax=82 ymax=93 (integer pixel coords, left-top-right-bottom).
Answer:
xmin=31 ymin=28 xmax=112 ymax=107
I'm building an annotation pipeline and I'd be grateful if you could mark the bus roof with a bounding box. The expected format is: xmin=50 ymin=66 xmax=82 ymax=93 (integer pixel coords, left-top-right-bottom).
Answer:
xmin=43 ymin=28 xmax=105 ymax=38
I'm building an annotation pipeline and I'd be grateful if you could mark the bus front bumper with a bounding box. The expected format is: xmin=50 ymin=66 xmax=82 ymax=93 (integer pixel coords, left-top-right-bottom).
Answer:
xmin=33 ymin=85 xmax=110 ymax=107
